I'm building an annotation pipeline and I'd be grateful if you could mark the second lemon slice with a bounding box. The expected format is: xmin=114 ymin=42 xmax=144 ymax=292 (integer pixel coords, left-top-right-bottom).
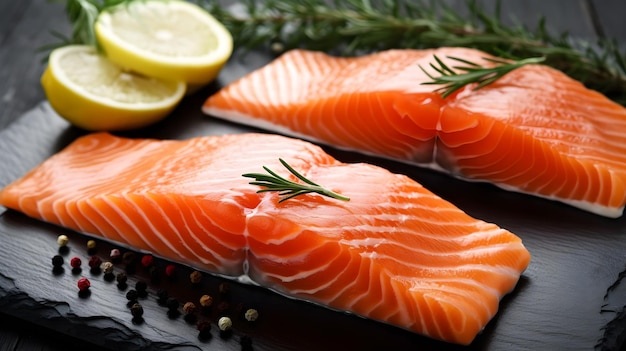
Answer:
xmin=95 ymin=0 xmax=233 ymax=86
xmin=42 ymin=45 xmax=186 ymax=131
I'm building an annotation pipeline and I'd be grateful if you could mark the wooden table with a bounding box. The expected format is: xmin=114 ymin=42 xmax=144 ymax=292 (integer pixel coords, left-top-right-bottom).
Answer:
xmin=1 ymin=1 xmax=626 ymax=350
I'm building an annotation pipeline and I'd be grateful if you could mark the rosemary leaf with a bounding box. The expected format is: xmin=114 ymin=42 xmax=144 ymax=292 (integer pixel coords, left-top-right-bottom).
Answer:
xmin=243 ymin=159 xmax=350 ymax=203
xmin=193 ymin=0 xmax=626 ymax=104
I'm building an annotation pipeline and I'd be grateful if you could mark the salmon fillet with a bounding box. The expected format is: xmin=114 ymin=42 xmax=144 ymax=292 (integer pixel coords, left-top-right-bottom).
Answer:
xmin=0 ymin=132 xmax=530 ymax=345
xmin=202 ymin=47 xmax=626 ymax=218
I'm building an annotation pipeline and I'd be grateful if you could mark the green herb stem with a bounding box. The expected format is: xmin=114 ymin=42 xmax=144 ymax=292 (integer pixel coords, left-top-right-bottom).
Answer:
xmin=243 ymin=159 xmax=350 ymax=203
xmin=420 ymin=55 xmax=546 ymax=97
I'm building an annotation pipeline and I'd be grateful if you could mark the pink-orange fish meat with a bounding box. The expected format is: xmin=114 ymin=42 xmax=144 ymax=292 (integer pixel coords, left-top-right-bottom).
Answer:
xmin=203 ymin=47 xmax=626 ymax=217
xmin=0 ymin=132 xmax=530 ymax=344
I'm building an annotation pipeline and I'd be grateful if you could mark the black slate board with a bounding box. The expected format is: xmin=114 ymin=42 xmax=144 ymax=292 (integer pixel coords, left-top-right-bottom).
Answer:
xmin=1 ymin=50 xmax=626 ymax=351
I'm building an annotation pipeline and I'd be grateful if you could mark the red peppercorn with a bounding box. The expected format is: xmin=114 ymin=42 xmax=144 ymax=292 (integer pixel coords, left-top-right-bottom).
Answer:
xmin=165 ymin=264 xmax=176 ymax=277
xmin=88 ymin=256 xmax=102 ymax=270
xmin=70 ymin=257 xmax=82 ymax=269
xmin=141 ymin=254 xmax=154 ymax=268
xmin=77 ymin=278 xmax=91 ymax=291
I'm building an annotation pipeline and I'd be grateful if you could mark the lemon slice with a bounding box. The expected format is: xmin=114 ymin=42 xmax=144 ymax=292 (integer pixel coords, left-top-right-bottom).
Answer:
xmin=41 ymin=45 xmax=186 ymax=131
xmin=95 ymin=0 xmax=233 ymax=86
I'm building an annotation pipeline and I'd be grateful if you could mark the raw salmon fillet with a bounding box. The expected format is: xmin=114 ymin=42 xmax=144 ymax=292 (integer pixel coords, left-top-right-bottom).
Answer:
xmin=203 ymin=47 xmax=626 ymax=218
xmin=0 ymin=132 xmax=530 ymax=345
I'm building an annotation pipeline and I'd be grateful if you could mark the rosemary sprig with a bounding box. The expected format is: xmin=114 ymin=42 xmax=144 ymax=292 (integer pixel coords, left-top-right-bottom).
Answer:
xmin=194 ymin=0 xmax=626 ymax=104
xmin=243 ymin=159 xmax=350 ymax=203
xmin=420 ymin=55 xmax=546 ymax=98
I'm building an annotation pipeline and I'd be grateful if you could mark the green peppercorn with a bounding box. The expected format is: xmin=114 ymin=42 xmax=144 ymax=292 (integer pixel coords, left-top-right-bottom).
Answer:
xmin=244 ymin=308 xmax=259 ymax=322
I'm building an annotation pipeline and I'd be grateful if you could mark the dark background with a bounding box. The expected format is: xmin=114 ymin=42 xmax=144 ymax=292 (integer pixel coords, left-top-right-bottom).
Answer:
xmin=1 ymin=1 xmax=626 ymax=350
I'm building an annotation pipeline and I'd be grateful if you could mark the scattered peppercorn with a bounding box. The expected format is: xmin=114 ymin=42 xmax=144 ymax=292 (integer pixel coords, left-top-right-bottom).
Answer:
xmin=52 ymin=255 xmax=64 ymax=268
xmin=183 ymin=302 xmax=197 ymax=315
xmin=130 ymin=303 xmax=144 ymax=323
xmin=88 ymin=256 xmax=102 ymax=271
xmin=102 ymin=261 xmax=114 ymax=274
xmin=165 ymin=264 xmax=176 ymax=277
xmin=77 ymin=277 xmax=90 ymax=291
xmin=197 ymin=320 xmax=212 ymax=341
xmin=148 ymin=266 xmax=160 ymax=284
xmin=216 ymin=301 xmax=230 ymax=315
xmin=70 ymin=257 xmax=82 ymax=268
xmin=57 ymin=234 xmax=69 ymax=247
xmin=199 ymin=295 xmax=213 ymax=308
xmin=141 ymin=254 xmax=154 ymax=268
xmin=87 ymin=240 xmax=96 ymax=249
xmin=122 ymin=251 xmax=136 ymax=266
xmin=219 ymin=282 xmax=230 ymax=297
xmin=110 ymin=249 xmax=121 ymax=262
xmin=116 ymin=272 xmax=128 ymax=290
xmin=103 ymin=263 xmax=115 ymax=281
xmin=218 ymin=316 xmax=232 ymax=331
xmin=126 ymin=289 xmax=139 ymax=302
xmin=135 ymin=281 xmax=148 ymax=298
xmin=183 ymin=302 xmax=198 ymax=323
xmin=244 ymin=308 xmax=259 ymax=322
xmin=166 ymin=297 xmax=179 ymax=313
xmin=189 ymin=270 xmax=202 ymax=285
xmin=156 ymin=289 xmax=169 ymax=306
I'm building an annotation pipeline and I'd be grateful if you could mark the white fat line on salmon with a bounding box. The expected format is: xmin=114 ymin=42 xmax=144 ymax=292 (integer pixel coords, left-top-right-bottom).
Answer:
xmin=179 ymin=198 xmax=240 ymax=269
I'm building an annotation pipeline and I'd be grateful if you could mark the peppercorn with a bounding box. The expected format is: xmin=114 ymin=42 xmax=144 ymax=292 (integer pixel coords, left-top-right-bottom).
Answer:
xmin=77 ymin=277 xmax=90 ymax=291
xmin=216 ymin=301 xmax=230 ymax=315
xmin=102 ymin=261 xmax=114 ymax=274
xmin=189 ymin=270 xmax=202 ymax=285
xmin=52 ymin=255 xmax=64 ymax=268
xmin=219 ymin=282 xmax=230 ymax=297
xmin=88 ymin=256 xmax=102 ymax=271
xmin=116 ymin=272 xmax=128 ymax=290
xmin=141 ymin=254 xmax=154 ymax=268
xmin=166 ymin=297 xmax=179 ymax=312
xmin=126 ymin=289 xmax=139 ymax=302
xmin=57 ymin=234 xmax=69 ymax=247
xmin=122 ymin=251 xmax=135 ymax=265
xmin=148 ymin=266 xmax=160 ymax=284
xmin=165 ymin=264 xmax=176 ymax=277
xmin=244 ymin=308 xmax=259 ymax=322
xmin=87 ymin=240 xmax=96 ymax=249
xmin=196 ymin=320 xmax=212 ymax=341
xmin=135 ymin=281 xmax=148 ymax=298
xmin=70 ymin=257 xmax=83 ymax=272
xmin=110 ymin=249 xmax=121 ymax=262
xmin=183 ymin=302 xmax=198 ymax=323
xmin=130 ymin=303 xmax=144 ymax=322
xmin=153 ymin=289 xmax=167 ymax=306
xmin=199 ymin=295 xmax=213 ymax=308
xmin=102 ymin=261 xmax=115 ymax=282
xmin=116 ymin=272 xmax=128 ymax=283
xmin=183 ymin=302 xmax=197 ymax=315
xmin=218 ymin=316 xmax=232 ymax=331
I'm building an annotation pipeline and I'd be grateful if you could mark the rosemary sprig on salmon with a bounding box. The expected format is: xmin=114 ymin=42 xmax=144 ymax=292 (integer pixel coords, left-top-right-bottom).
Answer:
xmin=420 ymin=55 xmax=546 ymax=97
xmin=243 ymin=158 xmax=350 ymax=203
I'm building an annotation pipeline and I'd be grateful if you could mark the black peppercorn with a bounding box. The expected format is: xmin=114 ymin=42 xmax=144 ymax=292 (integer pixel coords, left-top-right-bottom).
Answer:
xmin=197 ymin=320 xmax=212 ymax=341
xmin=166 ymin=297 xmax=179 ymax=311
xmin=52 ymin=255 xmax=64 ymax=267
xmin=126 ymin=289 xmax=139 ymax=302
xmin=156 ymin=289 xmax=169 ymax=306
xmin=135 ymin=281 xmax=148 ymax=298
xmin=116 ymin=272 xmax=128 ymax=290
